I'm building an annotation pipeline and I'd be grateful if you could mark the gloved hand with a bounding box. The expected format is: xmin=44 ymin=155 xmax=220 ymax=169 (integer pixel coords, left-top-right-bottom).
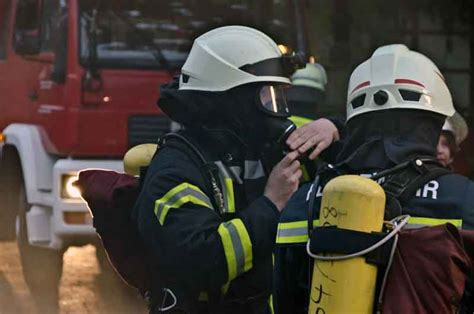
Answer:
xmin=285 ymin=118 xmax=340 ymax=160
xmin=264 ymin=151 xmax=302 ymax=211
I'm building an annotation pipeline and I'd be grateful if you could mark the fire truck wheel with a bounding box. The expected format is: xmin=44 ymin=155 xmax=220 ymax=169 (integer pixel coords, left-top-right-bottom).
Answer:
xmin=17 ymin=183 xmax=63 ymax=314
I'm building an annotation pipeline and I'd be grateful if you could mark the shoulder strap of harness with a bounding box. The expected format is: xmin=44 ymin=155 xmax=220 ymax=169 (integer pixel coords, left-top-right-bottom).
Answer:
xmin=160 ymin=133 xmax=226 ymax=214
xmin=372 ymin=157 xmax=451 ymax=219
xmin=309 ymin=157 xmax=451 ymax=222
xmin=381 ymin=157 xmax=451 ymax=203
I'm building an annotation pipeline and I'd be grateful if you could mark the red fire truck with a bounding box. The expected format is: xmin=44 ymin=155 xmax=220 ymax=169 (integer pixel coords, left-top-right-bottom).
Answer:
xmin=0 ymin=0 xmax=302 ymax=307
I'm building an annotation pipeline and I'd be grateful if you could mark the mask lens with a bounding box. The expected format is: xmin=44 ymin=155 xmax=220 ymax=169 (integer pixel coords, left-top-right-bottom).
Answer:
xmin=259 ymin=85 xmax=289 ymax=116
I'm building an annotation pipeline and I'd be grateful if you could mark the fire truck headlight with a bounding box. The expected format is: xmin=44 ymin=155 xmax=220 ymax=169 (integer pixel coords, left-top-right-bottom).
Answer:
xmin=61 ymin=174 xmax=82 ymax=199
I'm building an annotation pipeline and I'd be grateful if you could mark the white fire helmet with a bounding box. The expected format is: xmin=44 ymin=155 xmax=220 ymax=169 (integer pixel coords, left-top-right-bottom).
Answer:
xmin=291 ymin=63 xmax=328 ymax=91
xmin=346 ymin=44 xmax=455 ymax=121
xmin=179 ymin=26 xmax=293 ymax=92
xmin=442 ymin=111 xmax=468 ymax=146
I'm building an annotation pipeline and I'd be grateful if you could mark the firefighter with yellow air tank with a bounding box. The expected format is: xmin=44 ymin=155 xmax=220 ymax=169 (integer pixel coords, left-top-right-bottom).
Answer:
xmin=274 ymin=44 xmax=474 ymax=313
xmin=128 ymin=25 xmax=342 ymax=314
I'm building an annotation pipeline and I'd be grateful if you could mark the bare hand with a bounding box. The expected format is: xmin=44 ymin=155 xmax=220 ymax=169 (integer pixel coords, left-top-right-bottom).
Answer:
xmin=286 ymin=118 xmax=339 ymax=160
xmin=264 ymin=151 xmax=302 ymax=211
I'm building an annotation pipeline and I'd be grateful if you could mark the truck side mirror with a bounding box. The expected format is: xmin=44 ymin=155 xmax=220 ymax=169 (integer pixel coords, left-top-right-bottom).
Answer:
xmin=14 ymin=0 xmax=42 ymax=55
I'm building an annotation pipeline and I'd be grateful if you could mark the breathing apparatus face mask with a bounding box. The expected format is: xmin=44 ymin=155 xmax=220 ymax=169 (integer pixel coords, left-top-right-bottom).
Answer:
xmin=250 ymin=84 xmax=297 ymax=173
xmin=258 ymin=85 xmax=290 ymax=117
xmin=243 ymin=51 xmax=307 ymax=150
xmin=255 ymin=85 xmax=296 ymax=149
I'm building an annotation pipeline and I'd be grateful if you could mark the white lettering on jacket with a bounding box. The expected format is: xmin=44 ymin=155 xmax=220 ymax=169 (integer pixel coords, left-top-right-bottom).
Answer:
xmin=416 ymin=180 xmax=439 ymax=200
xmin=305 ymin=184 xmax=324 ymax=202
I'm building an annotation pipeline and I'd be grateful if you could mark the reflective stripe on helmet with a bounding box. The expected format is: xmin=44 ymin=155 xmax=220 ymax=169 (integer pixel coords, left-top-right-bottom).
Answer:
xmin=218 ymin=219 xmax=253 ymax=282
xmin=154 ymin=183 xmax=213 ymax=225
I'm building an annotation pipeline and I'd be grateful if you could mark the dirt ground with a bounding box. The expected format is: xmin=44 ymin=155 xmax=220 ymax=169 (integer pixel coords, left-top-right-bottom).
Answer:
xmin=0 ymin=242 xmax=147 ymax=314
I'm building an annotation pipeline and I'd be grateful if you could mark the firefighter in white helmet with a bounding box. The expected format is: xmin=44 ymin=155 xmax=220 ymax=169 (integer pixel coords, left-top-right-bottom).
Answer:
xmin=132 ymin=25 xmax=337 ymax=313
xmin=287 ymin=62 xmax=328 ymax=124
xmin=437 ymin=111 xmax=469 ymax=167
xmin=274 ymin=44 xmax=474 ymax=313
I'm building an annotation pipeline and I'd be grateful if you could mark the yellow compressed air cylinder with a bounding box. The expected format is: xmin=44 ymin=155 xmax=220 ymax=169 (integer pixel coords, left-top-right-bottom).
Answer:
xmin=308 ymin=175 xmax=385 ymax=314
xmin=123 ymin=144 xmax=158 ymax=176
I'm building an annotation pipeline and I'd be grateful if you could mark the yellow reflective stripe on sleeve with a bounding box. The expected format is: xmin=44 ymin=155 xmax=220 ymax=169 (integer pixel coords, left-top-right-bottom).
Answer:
xmin=154 ymin=183 xmax=213 ymax=225
xmin=221 ymin=282 xmax=230 ymax=296
xmin=217 ymin=224 xmax=237 ymax=281
xmin=276 ymin=220 xmax=319 ymax=244
xmin=301 ymin=165 xmax=311 ymax=182
xmin=214 ymin=161 xmax=236 ymax=214
xmin=224 ymin=177 xmax=235 ymax=213
xmin=198 ymin=292 xmax=209 ymax=302
xmin=268 ymin=294 xmax=275 ymax=314
xmin=289 ymin=115 xmax=313 ymax=128
xmin=234 ymin=219 xmax=253 ymax=272
xmin=217 ymin=219 xmax=253 ymax=282
xmin=407 ymin=217 xmax=462 ymax=228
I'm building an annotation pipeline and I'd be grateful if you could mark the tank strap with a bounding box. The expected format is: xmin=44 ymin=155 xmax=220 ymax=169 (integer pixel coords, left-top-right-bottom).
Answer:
xmin=376 ymin=157 xmax=451 ymax=219
xmin=309 ymin=226 xmax=394 ymax=266
xmin=160 ymin=133 xmax=226 ymax=214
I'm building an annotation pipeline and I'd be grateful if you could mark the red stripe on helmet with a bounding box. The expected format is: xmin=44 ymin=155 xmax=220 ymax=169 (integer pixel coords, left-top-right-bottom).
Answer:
xmin=351 ymin=81 xmax=370 ymax=94
xmin=394 ymin=79 xmax=425 ymax=88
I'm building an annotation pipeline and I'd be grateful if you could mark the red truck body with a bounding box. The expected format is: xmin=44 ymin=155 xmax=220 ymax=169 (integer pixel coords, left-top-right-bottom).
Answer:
xmin=0 ymin=4 xmax=296 ymax=306
xmin=0 ymin=0 xmax=173 ymax=157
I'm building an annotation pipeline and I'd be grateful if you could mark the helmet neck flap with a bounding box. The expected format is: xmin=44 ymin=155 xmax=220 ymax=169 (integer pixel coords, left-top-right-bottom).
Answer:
xmin=336 ymin=109 xmax=445 ymax=173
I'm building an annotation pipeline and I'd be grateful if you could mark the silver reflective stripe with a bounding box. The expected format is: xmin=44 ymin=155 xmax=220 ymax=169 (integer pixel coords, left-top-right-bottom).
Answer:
xmin=244 ymin=160 xmax=265 ymax=180
xmin=155 ymin=187 xmax=212 ymax=219
xmin=215 ymin=161 xmax=231 ymax=179
xmin=404 ymin=224 xmax=426 ymax=229
xmin=277 ymin=227 xmax=308 ymax=238
xmin=224 ymin=222 xmax=246 ymax=276
xmin=229 ymin=166 xmax=243 ymax=184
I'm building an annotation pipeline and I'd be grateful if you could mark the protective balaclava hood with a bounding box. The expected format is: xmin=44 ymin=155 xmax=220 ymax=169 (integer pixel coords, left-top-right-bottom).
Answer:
xmin=158 ymin=79 xmax=295 ymax=151
xmin=336 ymin=109 xmax=445 ymax=172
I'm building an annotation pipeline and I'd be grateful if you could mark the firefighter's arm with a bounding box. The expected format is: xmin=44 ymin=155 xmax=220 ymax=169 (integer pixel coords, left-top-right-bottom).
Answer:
xmin=139 ymin=150 xmax=301 ymax=294
xmin=146 ymin=177 xmax=280 ymax=292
